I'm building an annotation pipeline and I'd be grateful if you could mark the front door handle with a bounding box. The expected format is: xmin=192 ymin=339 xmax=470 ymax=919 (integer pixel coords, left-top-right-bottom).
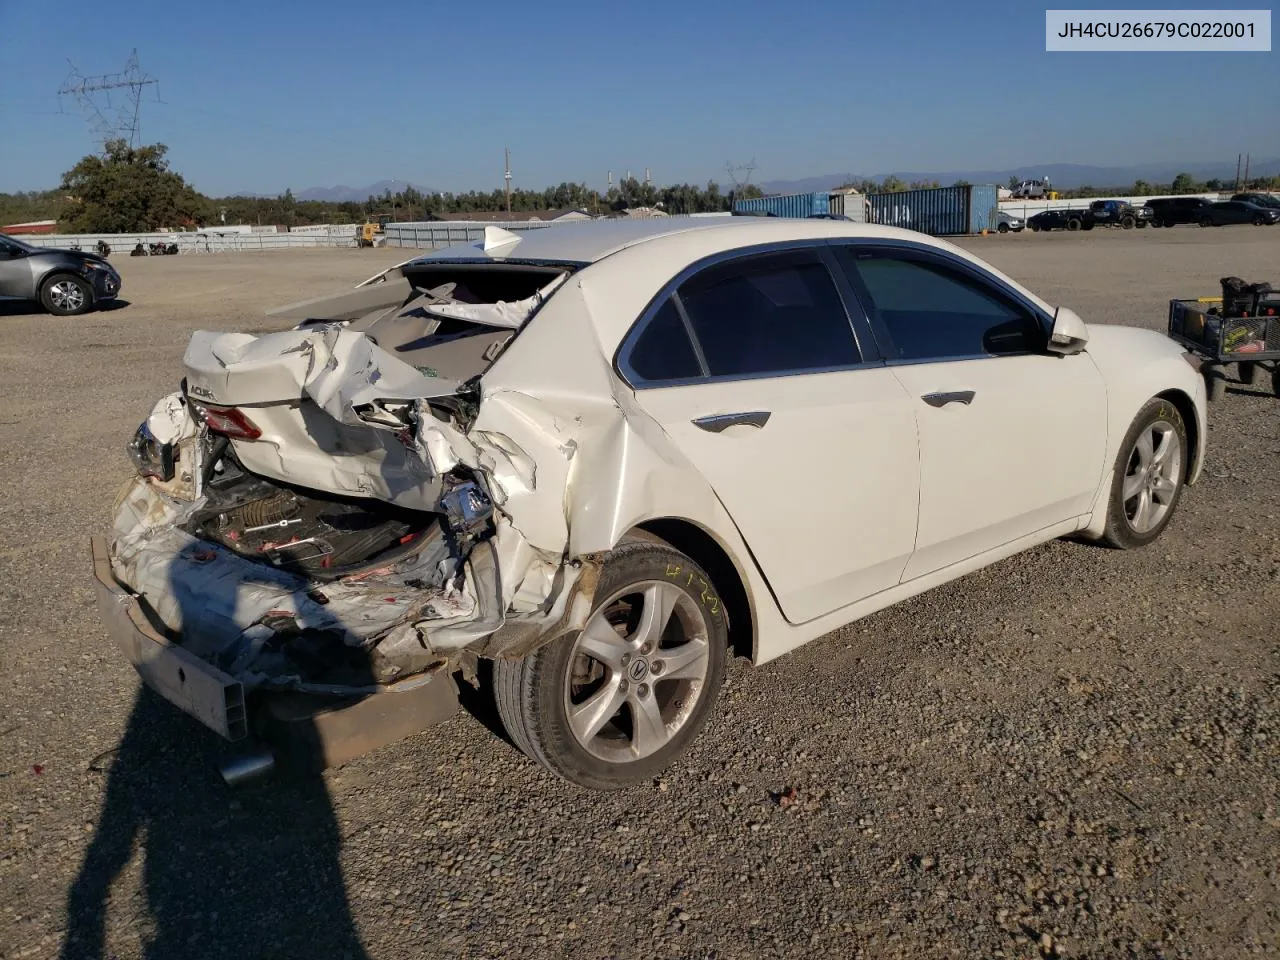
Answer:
xmin=921 ymin=391 xmax=975 ymax=408
xmin=691 ymin=411 xmax=772 ymax=433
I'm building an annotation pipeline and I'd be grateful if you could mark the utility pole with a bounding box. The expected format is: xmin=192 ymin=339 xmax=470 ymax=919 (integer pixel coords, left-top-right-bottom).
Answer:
xmin=1243 ymin=153 xmax=1251 ymax=187
xmin=504 ymin=148 xmax=512 ymax=214
xmin=1235 ymin=153 xmax=1242 ymax=191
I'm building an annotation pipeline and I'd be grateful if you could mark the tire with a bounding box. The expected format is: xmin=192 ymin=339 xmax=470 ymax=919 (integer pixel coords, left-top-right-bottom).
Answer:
xmin=39 ymin=274 xmax=93 ymax=316
xmin=1252 ymin=215 xmax=1266 ymax=226
xmin=1066 ymin=219 xmax=1082 ymax=232
xmin=998 ymin=222 xmax=1010 ymax=233
xmin=1199 ymin=216 xmax=1214 ymax=227
xmin=1099 ymin=397 xmax=1189 ymax=549
xmin=493 ymin=537 xmax=728 ymax=790
xmin=1152 ymin=220 xmax=1165 ymax=228
xmin=1030 ymin=223 xmax=1041 ymax=232
xmin=1121 ymin=216 xmax=1135 ymax=229
xmin=1205 ymin=366 xmax=1228 ymax=401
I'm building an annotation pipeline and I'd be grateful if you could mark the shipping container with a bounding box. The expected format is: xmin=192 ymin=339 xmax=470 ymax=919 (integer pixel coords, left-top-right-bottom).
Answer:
xmin=866 ymin=184 xmax=1000 ymax=236
xmin=733 ymin=191 xmax=830 ymax=219
xmin=828 ymin=192 xmax=868 ymax=222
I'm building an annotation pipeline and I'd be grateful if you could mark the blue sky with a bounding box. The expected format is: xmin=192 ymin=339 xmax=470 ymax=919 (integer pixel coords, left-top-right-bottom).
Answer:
xmin=1 ymin=0 xmax=1276 ymax=195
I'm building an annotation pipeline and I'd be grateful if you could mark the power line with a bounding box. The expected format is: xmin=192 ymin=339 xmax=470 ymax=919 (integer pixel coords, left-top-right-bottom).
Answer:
xmin=57 ymin=49 xmax=159 ymax=152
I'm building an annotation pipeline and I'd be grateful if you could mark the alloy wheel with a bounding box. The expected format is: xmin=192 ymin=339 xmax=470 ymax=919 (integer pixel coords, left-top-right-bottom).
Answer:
xmin=563 ymin=580 xmax=710 ymax=763
xmin=49 ymin=280 xmax=86 ymax=312
xmin=1121 ymin=420 xmax=1183 ymax=534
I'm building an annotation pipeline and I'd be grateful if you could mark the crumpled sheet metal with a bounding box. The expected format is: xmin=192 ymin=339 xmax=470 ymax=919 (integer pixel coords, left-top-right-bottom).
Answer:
xmin=108 ymin=478 xmax=487 ymax=686
xmin=185 ymin=325 xmax=462 ymax=426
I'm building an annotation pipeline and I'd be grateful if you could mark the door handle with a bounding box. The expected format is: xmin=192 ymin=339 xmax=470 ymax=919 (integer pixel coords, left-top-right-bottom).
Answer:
xmin=921 ymin=391 xmax=975 ymax=408
xmin=691 ymin=411 xmax=772 ymax=433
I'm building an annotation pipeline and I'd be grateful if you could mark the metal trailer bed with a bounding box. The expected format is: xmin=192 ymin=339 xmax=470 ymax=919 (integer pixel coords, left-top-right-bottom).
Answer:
xmin=1167 ymin=296 xmax=1280 ymax=401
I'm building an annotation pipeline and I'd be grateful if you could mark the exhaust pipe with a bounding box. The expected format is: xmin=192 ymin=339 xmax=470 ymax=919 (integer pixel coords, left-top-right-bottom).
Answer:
xmin=219 ymin=746 xmax=276 ymax=788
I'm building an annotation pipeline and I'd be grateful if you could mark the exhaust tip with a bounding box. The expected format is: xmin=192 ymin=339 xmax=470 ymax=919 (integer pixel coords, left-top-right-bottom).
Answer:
xmin=219 ymin=746 xmax=276 ymax=788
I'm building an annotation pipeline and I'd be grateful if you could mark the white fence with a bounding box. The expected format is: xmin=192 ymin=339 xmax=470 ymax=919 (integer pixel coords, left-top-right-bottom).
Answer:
xmin=18 ymin=226 xmax=363 ymax=254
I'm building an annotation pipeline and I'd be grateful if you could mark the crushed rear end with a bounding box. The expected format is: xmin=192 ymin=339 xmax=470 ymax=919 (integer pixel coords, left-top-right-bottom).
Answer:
xmin=94 ymin=249 xmax=607 ymax=779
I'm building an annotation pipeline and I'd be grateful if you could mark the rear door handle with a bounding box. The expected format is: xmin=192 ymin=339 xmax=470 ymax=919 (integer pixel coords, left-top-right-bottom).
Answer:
xmin=691 ymin=411 xmax=772 ymax=432
xmin=921 ymin=391 xmax=975 ymax=408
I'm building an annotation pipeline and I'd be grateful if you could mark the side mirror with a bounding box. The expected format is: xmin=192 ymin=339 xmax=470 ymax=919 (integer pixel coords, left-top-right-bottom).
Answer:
xmin=1047 ymin=305 xmax=1089 ymax=355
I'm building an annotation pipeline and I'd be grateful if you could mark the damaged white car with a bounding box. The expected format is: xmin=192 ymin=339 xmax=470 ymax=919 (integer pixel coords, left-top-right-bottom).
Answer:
xmin=93 ymin=218 xmax=1208 ymax=789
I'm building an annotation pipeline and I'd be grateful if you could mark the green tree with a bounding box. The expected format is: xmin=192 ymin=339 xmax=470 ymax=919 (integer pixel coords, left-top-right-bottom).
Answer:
xmin=1007 ymin=175 xmax=1021 ymax=191
xmin=1170 ymin=172 xmax=1198 ymax=194
xmin=952 ymin=179 xmax=972 ymax=187
xmin=60 ymin=140 xmax=209 ymax=232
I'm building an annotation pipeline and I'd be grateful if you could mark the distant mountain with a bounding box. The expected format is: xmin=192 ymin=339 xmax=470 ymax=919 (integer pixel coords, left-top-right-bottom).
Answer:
xmin=227 ymin=181 xmax=436 ymax=202
xmin=760 ymin=159 xmax=1280 ymax=194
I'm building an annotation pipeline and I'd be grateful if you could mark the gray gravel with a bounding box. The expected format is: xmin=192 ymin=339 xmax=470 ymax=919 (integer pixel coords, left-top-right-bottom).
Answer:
xmin=1 ymin=230 xmax=1278 ymax=960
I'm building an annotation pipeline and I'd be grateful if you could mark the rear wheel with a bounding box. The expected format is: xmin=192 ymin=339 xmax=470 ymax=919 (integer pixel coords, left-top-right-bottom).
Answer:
xmin=40 ymin=274 xmax=93 ymax=316
xmin=494 ymin=537 xmax=728 ymax=790
xmin=1199 ymin=216 xmax=1214 ymax=227
xmin=1066 ymin=218 xmax=1082 ymax=231
xmin=1099 ymin=397 xmax=1188 ymax=549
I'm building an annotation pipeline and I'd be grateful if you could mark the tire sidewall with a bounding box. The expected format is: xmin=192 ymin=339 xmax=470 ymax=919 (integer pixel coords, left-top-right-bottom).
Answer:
xmin=1105 ymin=397 xmax=1189 ymax=548
xmin=40 ymin=274 xmax=93 ymax=316
xmin=523 ymin=539 xmax=728 ymax=789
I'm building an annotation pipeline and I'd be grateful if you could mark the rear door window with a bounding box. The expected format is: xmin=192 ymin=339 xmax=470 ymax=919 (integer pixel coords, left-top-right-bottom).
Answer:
xmin=674 ymin=250 xmax=861 ymax=378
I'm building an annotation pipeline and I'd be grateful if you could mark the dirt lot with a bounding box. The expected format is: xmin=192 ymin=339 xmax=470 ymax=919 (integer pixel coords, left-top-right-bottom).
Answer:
xmin=1 ymin=229 xmax=1277 ymax=960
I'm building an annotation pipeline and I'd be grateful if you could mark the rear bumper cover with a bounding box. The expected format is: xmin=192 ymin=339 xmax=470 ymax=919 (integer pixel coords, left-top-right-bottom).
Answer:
xmin=92 ymin=536 xmax=461 ymax=766
xmin=93 ymin=535 xmax=249 ymax=740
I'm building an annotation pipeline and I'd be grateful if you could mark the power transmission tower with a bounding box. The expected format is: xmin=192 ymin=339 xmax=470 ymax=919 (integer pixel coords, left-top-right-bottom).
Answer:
xmin=725 ymin=157 xmax=758 ymax=194
xmin=57 ymin=49 xmax=159 ymax=151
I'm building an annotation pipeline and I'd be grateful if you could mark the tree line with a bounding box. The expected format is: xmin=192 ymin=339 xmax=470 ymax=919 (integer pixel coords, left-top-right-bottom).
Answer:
xmin=0 ymin=141 xmax=766 ymax=233
xmin=3 ymin=143 xmax=1277 ymax=233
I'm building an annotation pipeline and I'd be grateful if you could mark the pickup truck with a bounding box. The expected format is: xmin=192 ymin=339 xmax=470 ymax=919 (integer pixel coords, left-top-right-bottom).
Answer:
xmin=1028 ymin=200 xmax=1150 ymax=232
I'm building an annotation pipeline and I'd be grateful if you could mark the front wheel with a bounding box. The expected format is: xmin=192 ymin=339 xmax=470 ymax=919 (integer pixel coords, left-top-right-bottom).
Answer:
xmin=1099 ymin=397 xmax=1188 ymax=549
xmin=1252 ymin=215 xmax=1267 ymax=226
xmin=998 ymin=222 xmax=1010 ymax=233
xmin=40 ymin=274 xmax=93 ymax=316
xmin=1066 ymin=219 xmax=1082 ymax=231
xmin=494 ymin=537 xmax=728 ymax=790
xmin=1199 ymin=216 xmax=1214 ymax=227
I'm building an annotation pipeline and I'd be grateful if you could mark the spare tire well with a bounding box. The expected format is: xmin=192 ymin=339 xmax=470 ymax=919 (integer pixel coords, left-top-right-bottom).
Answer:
xmin=633 ymin=519 xmax=755 ymax=662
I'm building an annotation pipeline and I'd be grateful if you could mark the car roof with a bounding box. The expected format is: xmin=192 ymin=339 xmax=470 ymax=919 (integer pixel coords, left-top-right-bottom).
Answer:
xmin=407 ymin=217 xmax=950 ymax=267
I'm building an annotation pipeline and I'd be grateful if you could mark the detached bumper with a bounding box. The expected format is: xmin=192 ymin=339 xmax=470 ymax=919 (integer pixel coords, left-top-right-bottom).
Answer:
xmin=91 ymin=536 xmax=461 ymax=771
xmin=92 ymin=535 xmax=248 ymax=740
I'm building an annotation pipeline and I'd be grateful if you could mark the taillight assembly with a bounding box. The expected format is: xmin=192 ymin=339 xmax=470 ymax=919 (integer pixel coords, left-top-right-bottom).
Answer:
xmin=191 ymin=402 xmax=262 ymax=440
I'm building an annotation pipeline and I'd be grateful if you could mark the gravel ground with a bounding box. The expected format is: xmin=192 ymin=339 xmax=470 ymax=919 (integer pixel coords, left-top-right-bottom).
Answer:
xmin=1 ymin=229 xmax=1277 ymax=960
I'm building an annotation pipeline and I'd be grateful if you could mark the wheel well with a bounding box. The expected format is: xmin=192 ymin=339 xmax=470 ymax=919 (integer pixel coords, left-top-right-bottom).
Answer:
xmin=633 ymin=519 xmax=755 ymax=662
xmin=1157 ymin=388 xmax=1199 ymax=483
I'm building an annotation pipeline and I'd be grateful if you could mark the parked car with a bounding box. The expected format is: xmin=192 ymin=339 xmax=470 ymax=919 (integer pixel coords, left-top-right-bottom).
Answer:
xmin=94 ymin=218 xmax=1207 ymax=790
xmin=1028 ymin=208 xmax=1087 ymax=231
xmin=0 ymin=233 xmax=122 ymax=316
xmin=1087 ymin=200 xmax=1151 ymax=229
xmin=1144 ymin=197 xmax=1212 ymax=227
xmin=1197 ymin=200 xmax=1280 ymax=227
xmin=1011 ymin=178 xmax=1052 ymax=199
xmin=996 ymin=211 xmax=1024 ymax=233
xmin=1230 ymin=192 xmax=1280 ymax=210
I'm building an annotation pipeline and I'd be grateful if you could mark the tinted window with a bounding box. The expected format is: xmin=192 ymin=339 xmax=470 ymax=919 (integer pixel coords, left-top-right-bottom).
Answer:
xmin=627 ymin=298 xmax=703 ymax=382
xmin=844 ymin=253 xmax=1042 ymax=360
xmin=675 ymin=252 xmax=860 ymax=377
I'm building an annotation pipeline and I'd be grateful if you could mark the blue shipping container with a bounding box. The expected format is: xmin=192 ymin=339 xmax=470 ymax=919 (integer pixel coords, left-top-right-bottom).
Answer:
xmin=733 ymin=192 xmax=830 ymax=219
xmin=866 ymin=184 xmax=1000 ymax=236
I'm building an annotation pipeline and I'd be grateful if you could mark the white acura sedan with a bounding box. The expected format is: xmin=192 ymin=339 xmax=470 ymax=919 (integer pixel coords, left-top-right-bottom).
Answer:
xmin=97 ymin=217 xmax=1207 ymax=789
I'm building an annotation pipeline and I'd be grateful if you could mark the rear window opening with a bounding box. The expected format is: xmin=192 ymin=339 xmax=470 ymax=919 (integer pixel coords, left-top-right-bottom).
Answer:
xmin=349 ymin=261 xmax=577 ymax=382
